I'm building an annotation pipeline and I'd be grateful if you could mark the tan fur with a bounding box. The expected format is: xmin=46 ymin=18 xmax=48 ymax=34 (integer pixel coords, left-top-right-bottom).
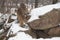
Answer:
xmin=17 ymin=3 xmax=30 ymax=27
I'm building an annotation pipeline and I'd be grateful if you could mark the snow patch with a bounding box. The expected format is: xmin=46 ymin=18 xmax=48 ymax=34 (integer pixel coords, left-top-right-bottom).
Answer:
xmin=0 ymin=13 xmax=3 ymax=17
xmin=8 ymin=32 xmax=32 ymax=40
xmin=9 ymin=21 xmax=29 ymax=34
xmin=11 ymin=15 xmax=17 ymax=19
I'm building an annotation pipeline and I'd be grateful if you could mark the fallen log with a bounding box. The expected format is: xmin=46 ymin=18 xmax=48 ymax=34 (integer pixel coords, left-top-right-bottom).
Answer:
xmin=0 ymin=26 xmax=11 ymax=40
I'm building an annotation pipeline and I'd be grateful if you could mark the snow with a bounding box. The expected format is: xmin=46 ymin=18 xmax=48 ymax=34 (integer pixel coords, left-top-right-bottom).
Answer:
xmin=8 ymin=21 xmax=30 ymax=40
xmin=35 ymin=37 xmax=60 ymax=40
xmin=0 ymin=29 xmax=4 ymax=34
xmin=28 ymin=3 xmax=60 ymax=22
xmin=11 ymin=15 xmax=17 ymax=19
xmin=0 ymin=13 xmax=3 ymax=17
xmin=9 ymin=21 xmax=29 ymax=34
xmin=8 ymin=32 xmax=32 ymax=40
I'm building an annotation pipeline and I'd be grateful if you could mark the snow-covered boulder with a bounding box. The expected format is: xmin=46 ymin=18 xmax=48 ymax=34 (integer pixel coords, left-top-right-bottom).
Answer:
xmin=28 ymin=3 xmax=60 ymax=22
xmin=26 ymin=5 xmax=60 ymax=38
xmin=28 ymin=9 xmax=60 ymax=30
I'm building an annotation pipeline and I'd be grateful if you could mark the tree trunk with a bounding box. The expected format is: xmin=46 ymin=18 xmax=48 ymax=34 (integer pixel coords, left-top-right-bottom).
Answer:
xmin=35 ymin=0 xmax=38 ymax=8
xmin=0 ymin=0 xmax=5 ymax=13
xmin=52 ymin=0 xmax=58 ymax=4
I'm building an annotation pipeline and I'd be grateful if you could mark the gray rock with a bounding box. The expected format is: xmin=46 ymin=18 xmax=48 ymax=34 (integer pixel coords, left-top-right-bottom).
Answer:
xmin=27 ymin=9 xmax=60 ymax=30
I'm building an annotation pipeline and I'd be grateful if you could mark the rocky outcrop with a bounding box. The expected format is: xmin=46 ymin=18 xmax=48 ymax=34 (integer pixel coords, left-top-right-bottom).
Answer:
xmin=28 ymin=9 xmax=60 ymax=30
xmin=26 ymin=9 xmax=60 ymax=38
xmin=47 ymin=25 xmax=60 ymax=37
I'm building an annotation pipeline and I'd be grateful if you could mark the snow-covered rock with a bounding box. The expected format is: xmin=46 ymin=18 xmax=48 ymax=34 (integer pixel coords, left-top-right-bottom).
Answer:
xmin=8 ymin=21 xmax=29 ymax=34
xmin=28 ymin=3 xmax=60 ymax=22
xmin=8 ymin=32 xmax=32 ymax=40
